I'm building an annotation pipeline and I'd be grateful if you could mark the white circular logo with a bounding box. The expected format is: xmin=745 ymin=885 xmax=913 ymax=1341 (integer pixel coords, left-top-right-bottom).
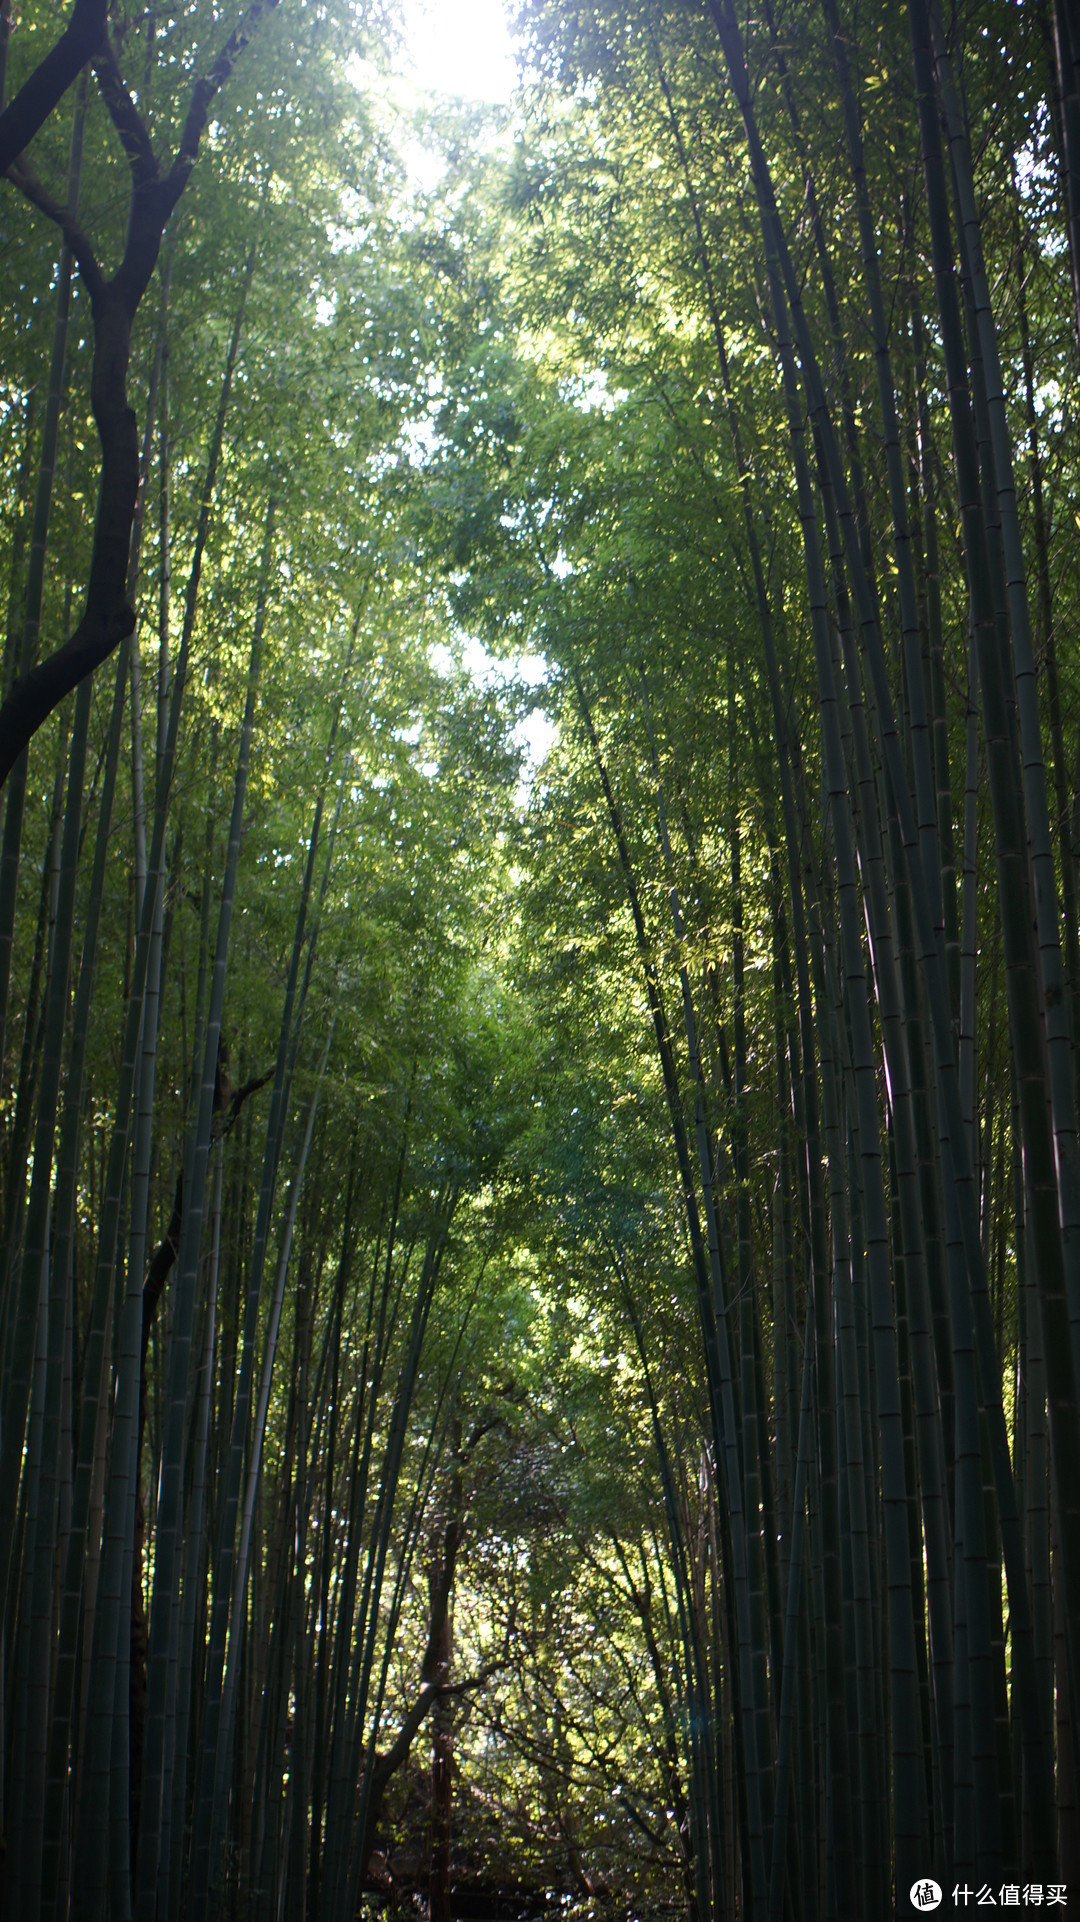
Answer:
xmin=909 ymin=1883 xmax=942 ymax=1913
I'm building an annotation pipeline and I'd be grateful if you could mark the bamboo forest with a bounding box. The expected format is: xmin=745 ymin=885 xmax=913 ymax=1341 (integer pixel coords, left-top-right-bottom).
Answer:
xmin=7 ymin=0 xmax=1080 ymax=1915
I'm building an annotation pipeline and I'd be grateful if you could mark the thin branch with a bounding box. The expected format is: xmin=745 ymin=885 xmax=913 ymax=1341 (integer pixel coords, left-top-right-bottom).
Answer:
xmin=7 ymin=159 xmax=104 ymax=299
xmin=373 ymin=1647 xmax=511 ymax=1787
xmin=166 ymin=0 xmax=282 ymax=204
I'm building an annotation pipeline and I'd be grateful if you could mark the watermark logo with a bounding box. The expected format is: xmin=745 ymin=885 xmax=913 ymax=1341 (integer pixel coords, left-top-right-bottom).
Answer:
xmin=910 ymin=1883 xmax=943 ymax=1912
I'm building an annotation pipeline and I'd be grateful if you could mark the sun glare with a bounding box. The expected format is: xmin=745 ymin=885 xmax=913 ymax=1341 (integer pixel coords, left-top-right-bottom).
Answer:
xmin=401 ymin=0 xmax=518 ymax=102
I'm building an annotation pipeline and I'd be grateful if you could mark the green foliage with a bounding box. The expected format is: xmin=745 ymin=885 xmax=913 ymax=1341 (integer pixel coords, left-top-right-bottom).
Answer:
xmin=4 ymin=0 xmax=1080 ymax=1912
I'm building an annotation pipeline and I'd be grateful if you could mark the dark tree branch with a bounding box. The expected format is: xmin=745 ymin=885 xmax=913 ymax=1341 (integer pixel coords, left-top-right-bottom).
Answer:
xmin=365 ymin=1516 xmax=471 ymax=1818
xmin=0 ymin=600 xmax=136 ymax=787
xmin=617 ymin=1788 xmax=668 ymax=1851
xmin=216 ymin=1068 xmax=272 ymax=1141
xmin=6 ymin=158 xmax=104 ymax=297
xmin=142 ymin=1170 xmax=183 ymax=1366
xmin=372 ymin=1644 xmax=509 ymax=1793
xmin=0 ymin=0 xmax=278 ymax=784
xmin=167 ymin=0 xmax=281 ymax=197
xmin=461 ymin=1412 xmax=506 ymax=1459
xmin=0 ymin=0 xmax=106 ymax=173
xmin=93 ymin=34 xmax=158 ymax=185
xmin=138 ymin=1069 xmax=265 ymax=1366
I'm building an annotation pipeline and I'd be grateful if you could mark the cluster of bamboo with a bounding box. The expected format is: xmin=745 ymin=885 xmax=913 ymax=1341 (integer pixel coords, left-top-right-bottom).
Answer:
xmin=552 ymin=0 xmax=1080 ymax=1912
xmin=0 ymin=5 xmax=496 ymax=1915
